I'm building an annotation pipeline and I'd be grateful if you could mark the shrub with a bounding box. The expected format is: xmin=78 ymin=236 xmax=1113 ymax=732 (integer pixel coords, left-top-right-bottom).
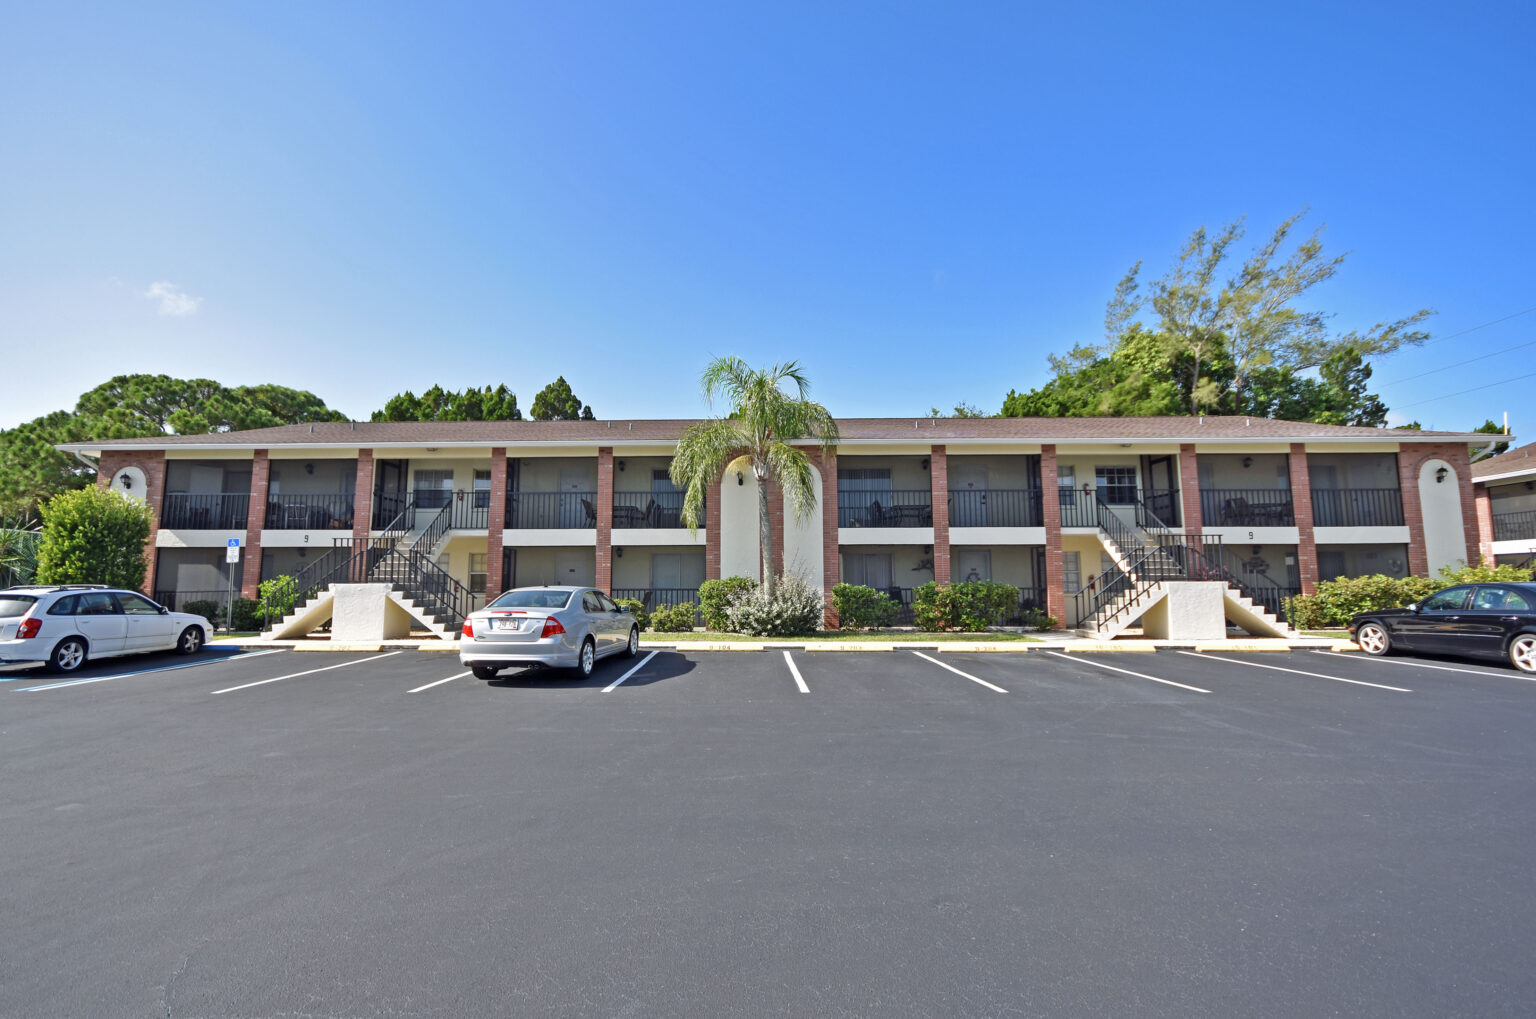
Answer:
xmin=614 ymin=597 xmax=649 ymax=631
xmin=698 ymin=576 xmax=756 ymax=631
xmin=650 ymin=601 xmax=698 ymax=632
xmin=1285 ymin=573 xmax=1442 ymax=629
xmin=1439 ymin=561 xmax=1534 ymax=585
xmin=724 ymin=573 xmax=823 ymax=637
xmin=183 ymin=599 xmax=221 ymax=625
xmin=912 ymin=581 xmax=1021 ymax=631
xmin=1017 ymin=607 xmax=1058 ymax=631
xmin=230 ymin=598 xmax=261 ymax=632
xmin=831 ymin=583 xmax=898 ymax=629
xmin=36 ymin=487 xmax=154 ymax=589
xmin=257 ymin=575 xmax=298 ymax=623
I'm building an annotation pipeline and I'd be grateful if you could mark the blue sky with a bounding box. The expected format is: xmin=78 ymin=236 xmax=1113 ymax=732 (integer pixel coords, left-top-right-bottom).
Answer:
xmin=2 ymin=1 xmax=1532 ymax=434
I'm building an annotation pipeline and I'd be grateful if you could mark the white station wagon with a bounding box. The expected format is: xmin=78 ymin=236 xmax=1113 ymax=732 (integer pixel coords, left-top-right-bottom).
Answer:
xmin=0 ymin=585 xmax=213 ymax=673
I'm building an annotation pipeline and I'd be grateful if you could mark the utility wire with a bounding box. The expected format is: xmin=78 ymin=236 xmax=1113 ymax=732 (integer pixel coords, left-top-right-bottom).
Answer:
xmin=1416 ymin=304 xmax=1536 ymax=347
xmin=1380 ymin=336 xmax=1536 ymax=386
xmin=1394 ymin=369 xmax=1536 ymax=409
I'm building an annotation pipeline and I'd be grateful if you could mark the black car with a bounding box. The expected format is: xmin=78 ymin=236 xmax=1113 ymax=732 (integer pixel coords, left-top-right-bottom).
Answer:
xmin=1348 ymin=583 xmax=1536 ymax=673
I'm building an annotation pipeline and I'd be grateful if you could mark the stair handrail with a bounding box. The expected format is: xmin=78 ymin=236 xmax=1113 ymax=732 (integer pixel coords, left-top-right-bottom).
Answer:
xmin=411 ymin=500 xmax=453 ymax=553
xmin=1094 ymin=496 xmax=1151 ymax=557
xmin=1071 ymin=545 xmax=1177 ymax=633
xmin=381 ymin=549 xmax=477 ymax=632
xmin=260 ymin=542 xmax=361 ymax=630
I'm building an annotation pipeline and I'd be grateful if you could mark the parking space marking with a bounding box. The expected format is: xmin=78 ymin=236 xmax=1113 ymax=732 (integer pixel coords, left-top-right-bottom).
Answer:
xmin=1176 ymin=651 xmax=1410 ymax=692
xmin=783 ymin=651 xmax=809 ymax=693
xmin=1312 ymin=651 xmax=1535 ymax=683
xmin=911 ymin=651 xmax=1007 ymax=692
xmin=1046 ymin=651 xmax=1210 ymax=694
xmin=210 ymin=652 xmax=403 ymax=695
xmin=602 ymin=651 xmax=659 ymax=692
xmin=15 ymin=650 xmax=285 ymax=693
xmin=409 ymin=671 xmax=470 ymax=693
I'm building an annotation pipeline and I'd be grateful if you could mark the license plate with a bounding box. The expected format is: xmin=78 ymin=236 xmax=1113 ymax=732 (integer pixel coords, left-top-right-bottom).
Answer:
xmin=491 ymin=618 xmax=523 ymax=631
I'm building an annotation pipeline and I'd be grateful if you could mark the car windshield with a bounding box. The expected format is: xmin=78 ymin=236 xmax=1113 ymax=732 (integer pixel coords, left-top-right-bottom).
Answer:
xmin=0 ymin=595 xmax=38 ymax=617
xmin=489 ymin=589 xmax=575 ymax=610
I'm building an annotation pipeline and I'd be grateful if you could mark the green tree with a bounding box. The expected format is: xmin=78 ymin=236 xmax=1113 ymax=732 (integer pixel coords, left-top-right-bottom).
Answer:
xmin=927 ymin=402 xmax=990 ymax=418
xmin=371 ymin=384 xmax=522 ymax=422
xmin=36 ymin=487 xmax=154 ymax=589
xmin=1472 ymin=419 xmax=1511 ymax=461
xmin=669 ymin=359 xmax=839 ymax=598
xmin=530 ymin=377 xmax=595 ymax=420
xmin=0 ymin=518 xmax=41 ymax=586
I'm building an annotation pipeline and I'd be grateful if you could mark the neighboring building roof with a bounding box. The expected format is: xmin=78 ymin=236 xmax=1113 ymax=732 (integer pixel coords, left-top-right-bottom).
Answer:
xmin=57 ymin=416 xmax=1500 ymax=452
xmin=1472 ymin=440 xmax=1536 ymax=482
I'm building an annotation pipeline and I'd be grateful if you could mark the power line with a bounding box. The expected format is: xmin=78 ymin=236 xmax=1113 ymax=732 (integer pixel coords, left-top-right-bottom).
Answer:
xmin=1380 ymin=336 xmax=1536 ymax=386
xmin=1394 ymin=369 xmax=1536 ymax=409
xmin=1417 ymin=304 xmax=1536 ymax=347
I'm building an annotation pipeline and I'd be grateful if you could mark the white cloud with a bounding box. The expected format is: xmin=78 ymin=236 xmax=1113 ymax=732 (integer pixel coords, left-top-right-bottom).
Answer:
xmin=143 ymin=281 xmax=201 ymax=316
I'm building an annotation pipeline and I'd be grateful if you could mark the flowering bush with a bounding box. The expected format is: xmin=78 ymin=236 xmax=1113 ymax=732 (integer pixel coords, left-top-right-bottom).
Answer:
xmin=724 ymin=573 xmax=823 ymax=636
xmin=698 ymin=576 xmax=757 ymax=631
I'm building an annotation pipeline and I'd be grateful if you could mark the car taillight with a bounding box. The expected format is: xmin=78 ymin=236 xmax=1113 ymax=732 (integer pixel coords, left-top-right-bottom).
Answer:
xmin=462 ymin=619 xmax=475 ymax=637
xmin=541 ymin=617 xmax=565 ymax=638
xmin=16 ymin=617 xmax=41 ymax=639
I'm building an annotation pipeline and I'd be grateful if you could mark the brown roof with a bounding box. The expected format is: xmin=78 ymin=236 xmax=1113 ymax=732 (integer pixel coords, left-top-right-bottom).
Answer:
xmin=59 ymin=415 xmax=1493 ymax=450
xmin=1472 ymin=440 xmax=1536 ymax=480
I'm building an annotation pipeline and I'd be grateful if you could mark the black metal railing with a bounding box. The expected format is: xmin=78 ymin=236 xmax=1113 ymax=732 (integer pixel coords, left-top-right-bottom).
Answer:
xmin=1310 ymin=488 xmax=1405 ymax=527
xmin=1493 ymin=510 xmax=1536 ymax=543
xmin=373 ymin=492 xmax=410 ymax=529
xmin=259 ymin=543 xmax=358 ymax=628
xmin=612 ymin=491 xmax=695 ymax=529
xmin=947 ymin=489 xmax=1043 ymax=527
xmin=389 ymin=549 xmax=477 ymax=630
xmin=1141 ymin=488 xmax=1181 ymax=527
xmin=265 ymin=493 xmax=354 ymax=530
xmin=161 ymin=493 xmax=250 ymax=530
xmin=838 ymin=490 xmax=933 ymax=528
xmin=1200 ymin=488 xmax=1296 ymax=527
xmin=152 ymin=588 xmax=231 ymax=616
xmin=414 ymin=487 xmax=452 ymax=510
xmin=505 ymin=491 xmax=598 ymax=529
xmin=451 ymin=495 xmax=490 ymax=530
xmin=411 ymin=501 xmax=454 ymax=555
xmin=1016 ymin=586 xmax=1048 ymax=615
xmin=611 ymin=587 xmax=701 ymax=609
xmin=1057 ymin=487 xmax=1098 ymax=527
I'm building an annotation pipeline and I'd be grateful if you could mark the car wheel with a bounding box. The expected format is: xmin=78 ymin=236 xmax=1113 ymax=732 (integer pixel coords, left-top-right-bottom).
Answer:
xmin=1509 ymin=634 xmax=1536 ymax=674
xmin=624 ymin=626 xmax=639 ymax=658
xmin=575 ymin=638 xmax=596 ymax=679
xmin=176 ymin=626 xmax=204 ymax=655
xmin=1356 ymin=622 xmax=1391 ymax=657
xmin=47 ymin=637 xmax=87 ymax=674
xmin=471 ymin=664 xmax=500 ymax=680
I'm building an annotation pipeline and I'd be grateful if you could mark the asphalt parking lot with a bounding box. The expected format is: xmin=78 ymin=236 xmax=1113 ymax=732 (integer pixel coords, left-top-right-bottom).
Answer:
xmin=5 ymin=645 xmax=1536 ymax=1017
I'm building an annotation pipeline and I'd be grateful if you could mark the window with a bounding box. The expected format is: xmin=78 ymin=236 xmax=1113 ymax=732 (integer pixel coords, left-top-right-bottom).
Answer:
xmin=468 ymin=553 xmax=487 ymax=595
xmin=414 ymin=469 xmax=454 ymax=508
xmin=116 ymin=593 xmax=162 ymax=615
xmin=46 ymin=595 xmax=77 ymax=616
xmin=1474 ymin=586 xmax=1532 ymax=612
xmin=1058 ymin=465 xmax=1076 ymax=504
xmin=490 ymin=589 xmax=572 ymax=609
xmin=78 ymin=593 xmax=122 ymax=616
xmin=1095 ymin=466 xmax=1137 ymax=504
xmin=1420 ymin=588 xmax=1470 ymax=612
xmin=1062 ymin=551 xmax=1081 ymax=593
xmin=838 ymin=468 xmax=892 ymax=492
xmin=842 ymin=553 xmax=893 ymax=591
xmin=599 ymin=593 xmax=619 ymax=613
xmin=473 ymin=470 xmax=491 ymax=508
xmin=582 ymin=591 xmax=605 ymax=613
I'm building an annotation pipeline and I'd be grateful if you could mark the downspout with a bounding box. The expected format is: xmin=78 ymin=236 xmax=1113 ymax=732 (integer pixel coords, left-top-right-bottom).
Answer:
xmin=72 ymin=450 xmax=100 ymax=476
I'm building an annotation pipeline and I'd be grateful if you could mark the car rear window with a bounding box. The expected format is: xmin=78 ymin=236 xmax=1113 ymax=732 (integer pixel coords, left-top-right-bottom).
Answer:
xmin=0 ymin=595 xmax=38 ymax=617
xmin=489 ymin=589 xmax=574 ymax=610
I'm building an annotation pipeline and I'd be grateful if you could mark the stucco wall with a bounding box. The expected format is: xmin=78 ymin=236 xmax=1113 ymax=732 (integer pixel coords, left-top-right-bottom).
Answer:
xmin=1196 ymin=453 xmax=1290 ymax=490
xmin=782 ymin=467 xmax=825 ymax=589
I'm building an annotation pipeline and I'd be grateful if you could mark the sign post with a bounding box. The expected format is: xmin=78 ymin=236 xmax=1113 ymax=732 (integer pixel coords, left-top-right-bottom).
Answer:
xmin=226 ymin=538 xmax=241 ymax=632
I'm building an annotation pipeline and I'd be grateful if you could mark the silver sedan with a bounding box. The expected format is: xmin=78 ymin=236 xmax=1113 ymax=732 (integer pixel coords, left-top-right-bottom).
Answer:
xmin=459 ymin=586 xmax=639 ymax=680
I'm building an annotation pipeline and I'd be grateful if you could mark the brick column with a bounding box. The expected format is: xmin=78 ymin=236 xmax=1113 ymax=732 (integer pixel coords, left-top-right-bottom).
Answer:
xmin=766 ymin=476 xmax=784 ymax=579
xmin=1040 ymin=444 xmax=1065 ymax=627
xmin=596 ymin=447 xmax=614 ymax=592
xmin=930 ymin=445 xmax=951 ymax=586
xmin=487 ymin=448 xmax=508 ymax=595
xmin=353 ymin=448 xmax=375 ymax=542
xmin=810 ymin=448 xmax=840 ymax=627
xmin=1289 ymin=444 xmax=1319 ymax=594
xmin=1398 ymin=442 xmax=1480 ymax=571
xmin=1475 ymin=486 xmax=1495 ymax=565
xmin=705 ymin=469 xmax=723 ymax=581
xmin=241 ymin=450 xmax=269 ymax=599
xmin=1178 ymin=443 xmax=1203 ymax=532
xmin=97 ymin=450 xmax=168 ymax=596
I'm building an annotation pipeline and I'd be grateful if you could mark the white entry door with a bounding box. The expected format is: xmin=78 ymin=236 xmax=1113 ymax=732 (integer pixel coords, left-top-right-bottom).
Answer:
xmin=955 ymin=549 xmax=991 ymax=584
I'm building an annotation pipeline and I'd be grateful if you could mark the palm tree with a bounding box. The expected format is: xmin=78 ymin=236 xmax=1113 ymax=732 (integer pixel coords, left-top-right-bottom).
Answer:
xmin=671 ymin=358 xmax=839 ymax=597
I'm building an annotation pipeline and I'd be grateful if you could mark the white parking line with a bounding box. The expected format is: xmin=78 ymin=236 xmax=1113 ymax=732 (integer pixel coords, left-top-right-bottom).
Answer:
xmin=1313 ymin=651 xmax=1535 ymax=683
xmin=210 ymin=651 xmax=403 ymax=695
xmin=602 ymin=651 xmax=658 ymax=692
xmin=1047 ymin=650 xmax=1210 ymax=694
xmin=1176 ymin=651 xmax=1410 ymax=692
xmin=409 ymin=671 xmax=470 ymax=693
xmin=783 ymin=651 xmax=809 ymax=693
xmin=911 ymin=651 xmax=1007 ymax=692
xmin=15 ymin=650 xmax=285 ymax=693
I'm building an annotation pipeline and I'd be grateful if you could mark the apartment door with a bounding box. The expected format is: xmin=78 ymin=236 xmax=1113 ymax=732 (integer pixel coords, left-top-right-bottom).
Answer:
xmin=554 ymin=548 xmax=591 ymax=586
xmin=952 ymin=465 xmax=988 ymax=526
xmin=373 ymin=460 xmax=408 ymax=527
xmin=955 ymin=549 xmax=991 ymax=584
xmin=559 ymin=467 xmax=591 ymax=528
xmin=1143 ymin=455 xmax=1179 ymax=525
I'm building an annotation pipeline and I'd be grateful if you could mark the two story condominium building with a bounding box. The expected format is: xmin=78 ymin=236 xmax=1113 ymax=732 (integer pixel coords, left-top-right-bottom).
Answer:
xmin=1472 ymin=441 xmax=1536 ymax=567
xmin=61 ymin=416 xmax=1492 ymax=631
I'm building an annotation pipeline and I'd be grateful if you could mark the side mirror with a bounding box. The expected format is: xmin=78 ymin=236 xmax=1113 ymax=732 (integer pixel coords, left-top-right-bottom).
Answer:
xmin=1406 ymin=603 xmax=1419 ymax=613
xmin=158 ymin=605 xmax=169 ymax=615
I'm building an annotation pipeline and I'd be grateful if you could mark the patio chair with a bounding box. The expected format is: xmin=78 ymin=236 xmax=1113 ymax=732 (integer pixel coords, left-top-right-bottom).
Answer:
xmin=1221 ymin=497 xmax=1254 ymax=526
xmin=581 ymin=498 xmax=597 ymax=527
xmin=868 ymin=500 xmax=885 ymax=527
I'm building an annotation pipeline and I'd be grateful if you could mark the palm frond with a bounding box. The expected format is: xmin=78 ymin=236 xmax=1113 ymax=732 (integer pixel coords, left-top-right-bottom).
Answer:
xmin=669 ymin=419 xmax=747 ymax=533
xmin=766 ymin=442 xmax=818 ymax=522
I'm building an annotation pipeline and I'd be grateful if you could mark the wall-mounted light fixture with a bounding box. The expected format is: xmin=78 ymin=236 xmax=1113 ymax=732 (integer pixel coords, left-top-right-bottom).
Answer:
xmin=920 ymin=458 xmax=930 ymax=471
xmin=305 ymin=463 xmax=314 ymax=475
xmin=1435 ymin=466 xmax=1448 ymax=484
xmin=614 ymin=547 xmax=623 ymax=558
xmin=924 ymin=545 xmax=933 ymax=554
xmin=736 ymin=472 xmax=744 ymax=486
xmin=118 ymin=473 xmax=133 ymax=490
xmin=1242 ymin=457 xmax=1254 ymax=469
xmin=618 ymin=460 xmax=626 ymax=472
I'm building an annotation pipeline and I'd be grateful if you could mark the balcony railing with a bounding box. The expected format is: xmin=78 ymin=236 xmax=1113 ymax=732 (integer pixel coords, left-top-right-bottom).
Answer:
xmin=161 ymin=493 xmax=249 ymax=530
xmin=839 ymin=490 xmax=933 ymax=528
xmin=611 ymin=587 xmax=701 ymax=609
xmin=1493 ymin=510 xmax=1536 ymax=543
xmin=265 ymin=493 xmax=355 ymax=530
xmin=1310 ymin=488 xmax=1405 ymax=527
xmin=613 ymin=491 xmax=696 ymax=529
xmin=505 ymin=491 xmax=598 ymax=529
xmin=451 ymin=494 xmax=490 ymax=530
xmin=1057 ymin=487 xmax=1181 ymax=528
xmin=947 ymin=489 xmax=1043 ymax=527
xmin=1200 ymin=488 xmax=1296 ymax=527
